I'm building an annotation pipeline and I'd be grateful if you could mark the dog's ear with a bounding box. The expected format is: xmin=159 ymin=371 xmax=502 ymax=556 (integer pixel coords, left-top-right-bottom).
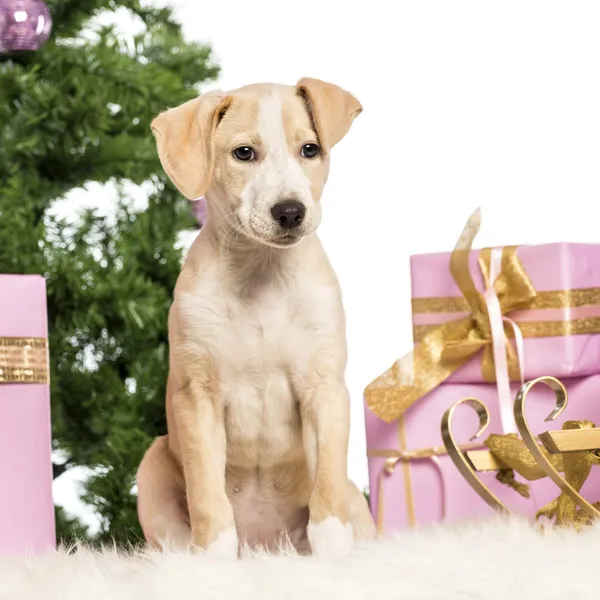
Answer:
xmin=151 ymin=91 xmax=231 ymax=199
xmin=296 ymin=78 xmax=362 ymax=153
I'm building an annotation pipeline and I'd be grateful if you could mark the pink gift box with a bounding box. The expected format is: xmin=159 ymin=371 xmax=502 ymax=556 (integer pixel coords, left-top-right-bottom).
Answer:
xmin=365 ymin=374 xmax=600 ymax=533
xmin=0 ymin=275 xmax=55 ymax=555
xmin=410 ymin=243 xmax=600 ymax=383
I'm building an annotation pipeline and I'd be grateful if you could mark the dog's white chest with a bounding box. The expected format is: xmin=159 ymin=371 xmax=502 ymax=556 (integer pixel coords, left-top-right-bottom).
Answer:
xmin=217 ymin=288 xmax=317 ymax=466
xmin=178 ymin=268 xmax=339 ymax=467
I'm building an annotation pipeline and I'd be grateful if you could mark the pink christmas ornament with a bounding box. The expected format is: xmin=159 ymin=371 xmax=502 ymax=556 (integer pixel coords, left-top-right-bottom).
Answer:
xmin=192 ymin=197 xmax=207 ymax=226
xmin=0 ymin=0 xmax=52 ymax=53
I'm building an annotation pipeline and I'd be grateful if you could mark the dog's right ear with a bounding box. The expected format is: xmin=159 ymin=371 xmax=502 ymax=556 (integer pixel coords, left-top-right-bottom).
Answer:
xmin=151 ymin=91 xmax=231 ymax=200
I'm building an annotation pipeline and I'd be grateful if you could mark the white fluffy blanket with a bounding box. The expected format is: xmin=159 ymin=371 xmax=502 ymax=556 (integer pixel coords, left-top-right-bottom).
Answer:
xmin=2 ymin=517 xmax=599 ymax=599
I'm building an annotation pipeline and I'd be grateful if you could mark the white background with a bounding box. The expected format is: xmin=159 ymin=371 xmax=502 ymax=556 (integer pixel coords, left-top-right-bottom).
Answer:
xmin=53 ymin=0 xmax=600 ymax=531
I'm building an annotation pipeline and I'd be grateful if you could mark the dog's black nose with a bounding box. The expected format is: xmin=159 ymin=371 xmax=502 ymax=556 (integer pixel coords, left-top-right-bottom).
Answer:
xmin=270 ymin=201 xmax=306 ymax=229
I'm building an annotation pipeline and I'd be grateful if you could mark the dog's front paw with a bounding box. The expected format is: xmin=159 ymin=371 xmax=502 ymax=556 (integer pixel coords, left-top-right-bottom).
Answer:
xmin=307 ymin=516 xmax=354 ymax=559
xmin=194 ymin=527 xmax=238 ymax=559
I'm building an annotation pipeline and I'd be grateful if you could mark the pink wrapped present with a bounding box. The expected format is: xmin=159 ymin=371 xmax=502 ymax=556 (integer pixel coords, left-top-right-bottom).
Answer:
xmin=0 ymin=275 xmax=55 ymax=555
xmin=365 ymin=375 xmax=600 ymax=533
xmin=365 ymin=211 xmax=600 ymax=532
xmin=410 ymin=242 xmax=600 ymax=383
xmin=366 ymin=210 xmax=600 ymax=426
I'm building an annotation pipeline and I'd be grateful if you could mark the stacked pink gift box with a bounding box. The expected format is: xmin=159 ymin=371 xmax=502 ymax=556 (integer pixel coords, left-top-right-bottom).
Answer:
xmin=364 ymin=216 xmax=600 ymax=533
xmin=0 ymin=275 xmax=55 ymax=554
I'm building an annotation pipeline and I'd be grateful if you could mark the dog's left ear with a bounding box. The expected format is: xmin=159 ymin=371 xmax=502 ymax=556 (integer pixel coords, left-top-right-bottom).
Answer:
xmin=151 ymin=90 xmax=231 ymax=200
xmin=296 ymin=78 xmax=362 ymax=153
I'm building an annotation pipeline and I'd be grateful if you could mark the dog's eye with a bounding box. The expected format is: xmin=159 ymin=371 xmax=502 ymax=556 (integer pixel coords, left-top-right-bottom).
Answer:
xmin=301 ymin=143 xmax=320 ymax=159
xmin=233 ymin=146 xmax=255 ymax=162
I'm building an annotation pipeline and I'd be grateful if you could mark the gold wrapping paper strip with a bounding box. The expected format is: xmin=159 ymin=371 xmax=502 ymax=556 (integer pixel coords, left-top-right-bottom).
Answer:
xmin=414 ymin=316 xmax=600 ymax=342
xmin=368 ymin=441 xmax=485 ymax=461
xmin=373 ymin=417 xmax=417 ymax=532
xmin=365 ymin=209 xmax=537 ymax=423
xmin=0 ymin=337 xmax=49 ymax=384
xmin=412 ymin=287 xmax=600 ymax=313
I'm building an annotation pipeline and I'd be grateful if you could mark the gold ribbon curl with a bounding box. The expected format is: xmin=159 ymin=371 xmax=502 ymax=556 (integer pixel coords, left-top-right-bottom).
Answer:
xmin=365 ymin=209 xmax=536 ymax=423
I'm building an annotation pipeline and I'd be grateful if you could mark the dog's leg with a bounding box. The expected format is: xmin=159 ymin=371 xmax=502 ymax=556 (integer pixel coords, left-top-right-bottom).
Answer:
xmin=137 ymin=436 xmax=192 ymax=551
xmin=173 ymin=380 xmax=237 ymax=558
xmin=302 ymin=380 xmax=354 ymax=558
xmin=346 ymin=480 xmax=377 ymax=542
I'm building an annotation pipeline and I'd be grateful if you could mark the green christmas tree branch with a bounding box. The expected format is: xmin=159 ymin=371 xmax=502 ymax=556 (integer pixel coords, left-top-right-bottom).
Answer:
xmin=1 ymin=0 xmax=219 ymax=546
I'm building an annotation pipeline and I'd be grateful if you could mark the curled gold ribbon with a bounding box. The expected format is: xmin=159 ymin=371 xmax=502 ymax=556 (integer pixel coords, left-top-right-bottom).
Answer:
xmin=0 ymin=337 xmax=49 ymax=384
xmin=365 ymin=209 xmax=536 ymax=423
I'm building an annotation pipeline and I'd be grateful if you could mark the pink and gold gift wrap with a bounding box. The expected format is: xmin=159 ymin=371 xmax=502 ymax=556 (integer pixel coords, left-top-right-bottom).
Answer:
xmin=410 ymin=242 xmax=600 ymax=384
xmin=0 ymin=275 xmax=55 ymax=555
xmin=364 ymin=211 xmax=600 ymax=533
xmin=365 ymin=375 xmax=600 ymax=532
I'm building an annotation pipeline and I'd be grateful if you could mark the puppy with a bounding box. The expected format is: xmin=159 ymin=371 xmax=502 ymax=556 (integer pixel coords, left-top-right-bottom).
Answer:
xmin=136 ymin=78 xmax=376 ymax=558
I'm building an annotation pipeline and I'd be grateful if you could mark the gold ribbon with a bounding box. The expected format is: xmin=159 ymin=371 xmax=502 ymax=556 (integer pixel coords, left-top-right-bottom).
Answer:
xmin=376 ymin=456 xmax=408 ymax=534
xmin=414 ymin=317 xmax=600 ymax=342
xmin=365 ymin=209 xmax=537 ymax=423
xmin=412 ymin=287 xmax=600 ymax=314
xmin=370 ymin=416 xmax=486 ymax=532
xmin=0 ymin=337 xmax=49 ymax=384
xmin=374 ymin=417 xmax=416 ymax=532
xmin=484 ymin=433 xmax=564 ymax=497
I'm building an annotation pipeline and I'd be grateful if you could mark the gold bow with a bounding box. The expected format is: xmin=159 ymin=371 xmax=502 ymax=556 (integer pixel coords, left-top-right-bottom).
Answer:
xmin=365 ymin=209 xmax=537 ymax=423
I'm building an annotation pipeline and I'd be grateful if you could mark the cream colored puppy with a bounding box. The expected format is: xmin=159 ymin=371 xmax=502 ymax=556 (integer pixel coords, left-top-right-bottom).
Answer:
xmin=136 ymin=78 xmax=376 ymax=558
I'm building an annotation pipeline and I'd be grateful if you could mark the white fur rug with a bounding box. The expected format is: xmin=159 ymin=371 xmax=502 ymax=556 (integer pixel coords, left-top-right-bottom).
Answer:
xmin=2 ymin=517 xmax=599 ymax=599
